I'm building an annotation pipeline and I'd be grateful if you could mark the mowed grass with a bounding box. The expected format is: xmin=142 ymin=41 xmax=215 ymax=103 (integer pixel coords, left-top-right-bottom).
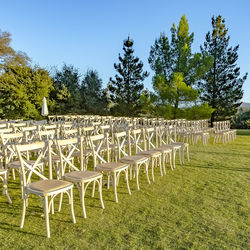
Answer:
xmin=0 ymin=133 xmax=250 ymax=249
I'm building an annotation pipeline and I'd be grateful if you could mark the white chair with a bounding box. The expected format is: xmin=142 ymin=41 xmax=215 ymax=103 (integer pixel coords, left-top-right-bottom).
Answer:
xmin=15 ymin=141 xmax=76 ymax=238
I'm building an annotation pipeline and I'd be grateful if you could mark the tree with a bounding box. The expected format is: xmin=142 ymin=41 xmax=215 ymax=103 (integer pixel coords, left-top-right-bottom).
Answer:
xmin=0 ymin=29 xmax=30 ymax=71
xmin=108 ymin=37 xmax=149 ymax=116
xmin=0 ymin=65 xmax=53 ymax=119
xmin=199 ymin=15 xmax=248 ymax=123
xmin=52 ymin=64 xmax=82 ymax=114
xmin=81 ymin=69 xmax=109 ymax=114
xmin=148 ymin=15 xmax=213 ymax=118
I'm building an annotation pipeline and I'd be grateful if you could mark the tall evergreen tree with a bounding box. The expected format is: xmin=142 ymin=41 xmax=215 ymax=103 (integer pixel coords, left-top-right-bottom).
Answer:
xmin=52 ymin=64 xmax=82 ymax=114
xmin=108 ymin=37 xmax=149 ymax=116
xmin=199 ymin=15 xmax=248 ymax=123
xmin=81 ymin=69 xmax=109 ymax=114
xmin=148 ymin=15 xmax=213 ymax=118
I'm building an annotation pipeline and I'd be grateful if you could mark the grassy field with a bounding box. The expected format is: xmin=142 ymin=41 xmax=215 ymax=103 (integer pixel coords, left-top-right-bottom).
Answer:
xmin=0 ymin=133 xmax=249 ymax=249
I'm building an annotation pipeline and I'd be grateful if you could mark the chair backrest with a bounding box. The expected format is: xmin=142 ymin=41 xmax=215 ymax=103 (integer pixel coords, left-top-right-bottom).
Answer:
xmin=38 ymin=130 xmax=56 ymax=140
xmin=21 ymin=126 xmax=38 ymax=142
xmin=89 ymin=134 xmax=109 ymax=169
xmin=115 ymin=131 xmax=129 ymax=159
xmin=15 ymin=141 xmax=49 ymax=187
xmin=0 ymin=123 xmax=7 ymax=129
xmin=56 ymin=137 xmax=83 ymax=178
xmin=143 ymin=127 xmax=158 ymax=150
xmin=131 ymin=129 xmax=145 ymax=153
xmin=0 ymin=132 xmax=24 ymax=145
xmin=63 ymin=128 xmax=78 ymax=138
xmin=0 ymin=128 xmax=14 ymax=134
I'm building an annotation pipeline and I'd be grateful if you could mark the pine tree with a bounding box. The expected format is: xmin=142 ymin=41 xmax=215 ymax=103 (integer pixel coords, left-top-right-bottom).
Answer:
xmin=52 ymin=64 xmax=82 ymax=114
xmin=199 ymin=15 xmax=248 ymax=123
xmin=108 ymin=37 xmax=149 ymax=116
xmin=81 ymin=69 xmax=109 ymax=114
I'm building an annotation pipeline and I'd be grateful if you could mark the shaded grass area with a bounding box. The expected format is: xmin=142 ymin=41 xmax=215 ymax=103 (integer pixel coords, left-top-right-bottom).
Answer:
xmin=0 ymin=136 xmax=250 ymax=249
xmin=237 ymin=129 xmax=250 ymax=136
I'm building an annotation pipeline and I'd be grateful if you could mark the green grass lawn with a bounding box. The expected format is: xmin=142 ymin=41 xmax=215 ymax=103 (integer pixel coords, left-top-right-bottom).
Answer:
xmin=0 ymin=134 xmax=250 ymax=249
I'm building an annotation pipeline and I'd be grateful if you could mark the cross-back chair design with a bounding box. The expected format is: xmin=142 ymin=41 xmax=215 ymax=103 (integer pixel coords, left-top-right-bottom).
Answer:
xmin=15 ymin=141 xmax=76 ymax=238
xmin=0 ymin=132 xmax=24 ymax=180
xmin=56 ymin=136 xmax=104 ymax=218
xmin=138 ymin=127 xmax=164 ymax=181
xmin=90 ymin=133 xmax=131 ymax=203
xmin=157 ymin=126 xmax=182 ymax=169
xmin=117 ymin=129 xmax=150 ymax=190
xmin=22 ymin=126 xmax=38 ymax=143
xmin=168 ymin=126 xmax=189 ymax=164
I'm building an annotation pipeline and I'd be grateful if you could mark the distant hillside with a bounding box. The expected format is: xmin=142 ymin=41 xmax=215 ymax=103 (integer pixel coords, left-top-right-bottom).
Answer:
xmin=239 ymin=102 xmax=250 ymax=111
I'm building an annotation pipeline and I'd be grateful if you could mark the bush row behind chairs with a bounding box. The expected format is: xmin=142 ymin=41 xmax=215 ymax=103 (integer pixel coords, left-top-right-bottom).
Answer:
xmin=0 ymin=124 xmax=189 ymax=238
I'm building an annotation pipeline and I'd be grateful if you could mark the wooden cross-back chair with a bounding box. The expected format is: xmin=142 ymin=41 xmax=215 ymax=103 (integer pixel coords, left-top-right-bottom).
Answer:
xmin=90 ymin=133 xmax=131 ymax=203
xmin=137 ymin=127 xmax=163 ymax=181
xmin=157 ymin=126 xmax=182 ymax=169
xmin=21 ymin=126 xmax=38 ymax=143
xmin=15 ymin=141 xmax=76 ymax=238
xmin=56 ymin=136 xmax=104 ymax=218
xmin=0 ymin=132 xmax=25 ymax=181
xmin=117 ymin=129 xmax=150 ymax=190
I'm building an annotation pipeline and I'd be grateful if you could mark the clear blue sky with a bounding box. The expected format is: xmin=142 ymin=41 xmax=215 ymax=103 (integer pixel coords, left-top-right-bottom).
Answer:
xmin=1 ymin=0 xmax=249 ymax=102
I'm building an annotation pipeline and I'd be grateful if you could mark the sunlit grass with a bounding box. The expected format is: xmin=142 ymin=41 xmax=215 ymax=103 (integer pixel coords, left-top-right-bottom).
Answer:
xmin=0 ymin=134 xmax=249 ymax=249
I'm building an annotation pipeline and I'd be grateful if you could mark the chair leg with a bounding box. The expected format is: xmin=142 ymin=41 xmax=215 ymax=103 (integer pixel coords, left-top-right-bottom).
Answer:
xmin=58 ymin=193 xmax=63 ymax=212
xmin=187 ymin=146 xmax=190 ymax=161
xmin=151 ymin=158 xmax=155 ymax=182
xmin=113 ymin=172 xmax=118 ymax=203
xmin=12 ymin=169 xmax=16 ymax=180
xmin=125 ymin=168 xmax=131 ymax=195
xmin=80 ymin=183 xmax=87 ymax=218
xmin=20 ymin=197 xmax=27 ymax=228
xmin=3 ymin=172 xmax=12 ymax=204
xmin=159 ymin=156 xmax=163 ymax=177
xmin=145 ymin=162 xmax=151 ymax=185
xmin=43 ymin=196 xmax=50 ymax=238
xmin=162 ymin=154 xmax=166 ymax=175
xmin=92 ymin=181 xmax=96 ymax=197
xmin=98 ymin=177 xmax=105 ymax=209
xmin=135 ymin=164 xmax=140 ymax=190
xmin=173 ymin=150 xmax=176 ymax=169
xmin=179 ymin=149 xmax=182 ymax=165
xmin=169 ymin=152 xmax=173 ymax=170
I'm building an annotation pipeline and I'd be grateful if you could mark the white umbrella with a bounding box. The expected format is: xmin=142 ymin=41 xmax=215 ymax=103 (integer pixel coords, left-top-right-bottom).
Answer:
xmin=41 ymin=97 xmax=49 ymax=116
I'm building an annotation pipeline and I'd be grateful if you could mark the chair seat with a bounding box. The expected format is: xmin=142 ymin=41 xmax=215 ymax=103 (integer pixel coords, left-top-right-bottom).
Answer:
xmin=120 ymin=155 xmax=149 ymax=164
xmin=161 ymin=144 xmax=182 ymax=150
xmin=64 ymin=170 xmax=102 ymax=182
xmin=28 ymin=179 xmax=73 ymax=195
xmin=0 ymin=168 xmax=7 ymax=175
xmin=71 ymin=149 xmax=92 ymax=157
xmin=9 ymin=160 xmax=42 ymax=169
xmin=154 ymin=147 xmax=172 ymax=153
xmin=96 ymin=162 xmax=128 ymax=172
xmin=138 ymin=150 xmax=161 ymax=157
xmin=171 ymin=142 xmax=188 ymax=147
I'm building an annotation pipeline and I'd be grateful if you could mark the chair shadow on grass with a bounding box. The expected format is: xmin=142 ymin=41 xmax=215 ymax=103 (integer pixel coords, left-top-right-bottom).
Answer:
xmin=185 ymin=163 xmax=250 ymax=173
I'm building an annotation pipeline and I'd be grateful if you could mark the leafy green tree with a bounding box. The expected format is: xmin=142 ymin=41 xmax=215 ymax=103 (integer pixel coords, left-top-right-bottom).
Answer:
xmin=149 ymin=15 xmax=213 ymax=118
xmin=108 ymin=37 xmax=149 ymax=116
xmin=0 ymin=29 xmax=30 ymax=71
xmin=52 ymin=64 xmax=82 ymax=114
xmin=199 ymin=15 xmax=248 ymax=123
xmin=81 ymin=69 xmax=109 ymax=114
xmin=0 ymin=65 xmax=53 ymax=119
